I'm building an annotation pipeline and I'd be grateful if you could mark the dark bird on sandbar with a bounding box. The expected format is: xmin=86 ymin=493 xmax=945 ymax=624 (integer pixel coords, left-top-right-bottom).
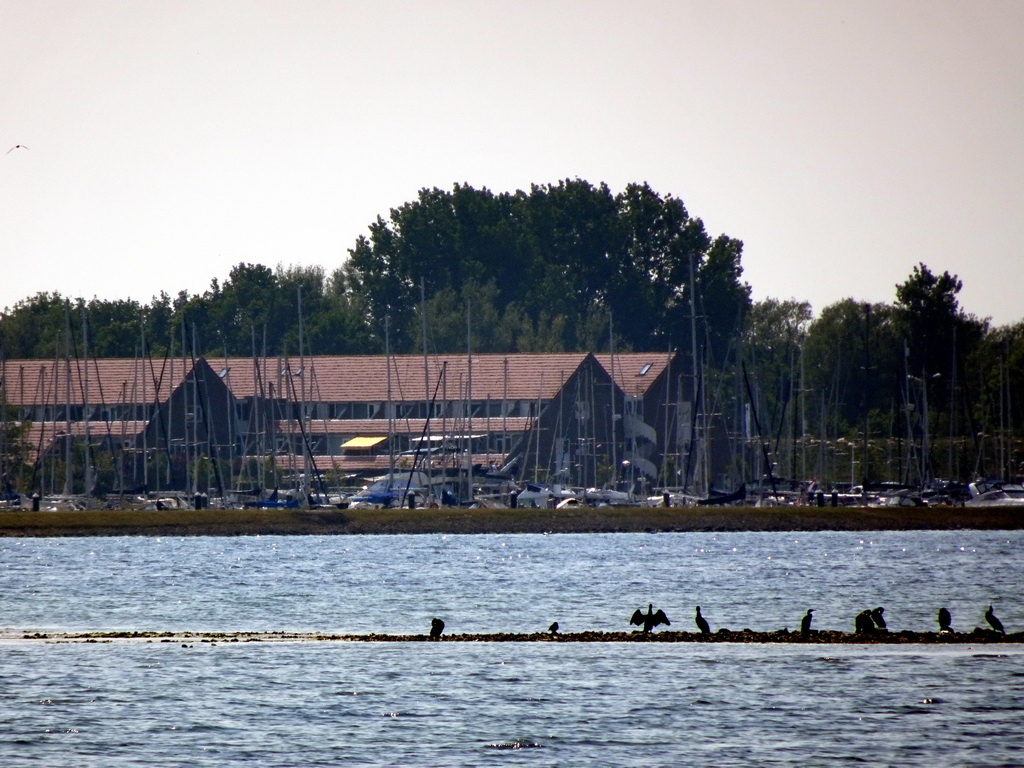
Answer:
xmin=630 ymin=604 xmax=670 ymax=633
xmin=801 ymin=609 xmax=814 ymax=636
xmin=429 ymin=617 xmax=445 ymax=639
xmin=938 ymin=607 xmax=953 ymax=632
xmin=855 ymin=610 xmax=875 ymax=634
xmin=694 ymin=606 xmax=711 ymax=634
xmin=548 ymin=621 xmax=559 ymax=635
xmin=5 ymin=144 xmax=28 ymax=155
xmin=871 ymin=607 xmax=887 ymax=630
xmin=985 ymin=605 xmax=1005 ymax=634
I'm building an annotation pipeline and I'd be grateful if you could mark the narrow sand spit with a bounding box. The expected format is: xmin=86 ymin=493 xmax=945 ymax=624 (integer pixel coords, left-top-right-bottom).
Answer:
xmin=3 ymin=629 xmax=1020 ymax=645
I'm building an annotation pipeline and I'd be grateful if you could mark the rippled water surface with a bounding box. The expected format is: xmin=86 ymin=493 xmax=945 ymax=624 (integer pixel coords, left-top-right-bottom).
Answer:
xmin=2 ymin=531 xmax=1023 ymax=766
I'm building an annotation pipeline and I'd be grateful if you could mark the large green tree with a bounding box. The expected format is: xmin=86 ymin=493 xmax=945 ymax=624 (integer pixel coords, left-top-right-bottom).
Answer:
xmin=742 ymin=299 xmax=813 ymax=450
xmin=343 ymin=180 xmax=751 ymax=356
xmin=803 ymin=299 xmax=903 ymax=435
xmin=0 ymin=292 xmax=68 ymax=358
xmin=895 ymin=263 xmax=984 ymax=389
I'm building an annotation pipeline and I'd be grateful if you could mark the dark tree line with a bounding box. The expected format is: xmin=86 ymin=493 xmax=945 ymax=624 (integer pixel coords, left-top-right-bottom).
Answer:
xmin=0 ymin=180 xmax=749 ymax=361
xmin=741 ymin=264 xmax=1019 ymax=485
xmin=342 ymin=180 xmax=749 ymax=357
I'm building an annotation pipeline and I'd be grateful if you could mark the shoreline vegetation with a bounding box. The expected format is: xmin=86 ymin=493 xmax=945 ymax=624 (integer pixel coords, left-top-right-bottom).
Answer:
xmin=0 ymin=505 xmax=1022 ymax=537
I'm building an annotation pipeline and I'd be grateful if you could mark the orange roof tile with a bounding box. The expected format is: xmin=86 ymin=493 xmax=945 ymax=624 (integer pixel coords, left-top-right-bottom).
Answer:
xmin=3 ymin=352 xmax=684 ymax=408
xmin=593 ymin=352 xmax=680 ymax=397
xmin=2 ymin=357 xmax=189 ymax=407
xmin=218 ymin=353 xmax=592 ymax=403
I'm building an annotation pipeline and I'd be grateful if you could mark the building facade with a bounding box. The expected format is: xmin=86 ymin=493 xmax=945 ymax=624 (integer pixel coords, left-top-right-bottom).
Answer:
xmin=1 ymin=351 xmax=692 ymax=499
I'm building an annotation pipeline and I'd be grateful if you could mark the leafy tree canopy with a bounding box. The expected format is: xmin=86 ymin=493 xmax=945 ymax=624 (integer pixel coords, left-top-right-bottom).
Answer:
xmin=345 ymin=180 xmax=751 ymax=355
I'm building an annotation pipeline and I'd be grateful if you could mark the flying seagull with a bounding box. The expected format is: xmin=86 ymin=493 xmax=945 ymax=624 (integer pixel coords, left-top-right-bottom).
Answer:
xmin=5 ymin=144 xmax=28 ymax=154
xmin=630 ymin=604 xmax=670 ymax=634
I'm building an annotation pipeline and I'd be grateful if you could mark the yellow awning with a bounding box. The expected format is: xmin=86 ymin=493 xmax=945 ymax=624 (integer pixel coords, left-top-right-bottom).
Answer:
xmin=341 ymin=436 xmax=387 ymax=449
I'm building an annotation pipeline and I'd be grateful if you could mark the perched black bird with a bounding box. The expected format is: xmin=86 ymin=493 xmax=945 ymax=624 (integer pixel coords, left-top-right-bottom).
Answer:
xmin=871 ymin=607 xmax=887 ymax=630
xmin=801 ymin=609 xmax=814 ymax=637
xmin=985 ymin=605 xmax=1005 ymax=634
xmin=855 ymin=610 xmax=875 ymax=634
xmin=429 ymin=617 xmax=445 ymax=639
xmin=548 ymin=621 xmax=559 ymax=635
xmin=694 ymin=606 xmax=711 ymax=634
xmin=630 ymin=604 xmax=670 ymax=634
xmin=938 ymin=607 xmax=953 ymax=632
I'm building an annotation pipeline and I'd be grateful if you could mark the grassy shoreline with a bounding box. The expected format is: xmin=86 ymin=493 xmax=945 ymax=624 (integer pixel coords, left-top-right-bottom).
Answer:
xmin=1 ymin=504 xmax=1022 ymax=537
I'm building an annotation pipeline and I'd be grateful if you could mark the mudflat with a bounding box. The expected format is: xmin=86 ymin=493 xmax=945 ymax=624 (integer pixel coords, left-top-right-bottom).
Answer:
xmin=0 ymin=505 xmax=1021 ymax=537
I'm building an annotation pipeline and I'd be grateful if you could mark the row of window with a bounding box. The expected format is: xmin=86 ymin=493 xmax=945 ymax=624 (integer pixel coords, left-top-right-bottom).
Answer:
xmin=16 ymin=398 xmax=546 ymax=425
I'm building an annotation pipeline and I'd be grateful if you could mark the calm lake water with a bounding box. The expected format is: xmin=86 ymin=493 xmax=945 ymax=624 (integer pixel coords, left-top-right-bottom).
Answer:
xmin=2 ymin=531 xmax=1023 ymax=766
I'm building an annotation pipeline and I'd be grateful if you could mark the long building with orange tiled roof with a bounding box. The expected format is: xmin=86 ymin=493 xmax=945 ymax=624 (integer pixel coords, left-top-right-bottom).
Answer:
xmin=1 ymin=351 xmax=690 ymax=498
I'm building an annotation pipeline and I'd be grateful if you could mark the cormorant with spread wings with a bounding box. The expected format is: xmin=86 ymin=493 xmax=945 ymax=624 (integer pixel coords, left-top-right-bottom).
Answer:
xmin=630 ymin=604 xmax=670 ymax=633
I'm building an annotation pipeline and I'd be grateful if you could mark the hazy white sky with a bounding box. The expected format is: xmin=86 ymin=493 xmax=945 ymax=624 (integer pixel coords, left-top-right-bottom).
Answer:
xmin=2 ymin=0 xmax=1022 ymax=327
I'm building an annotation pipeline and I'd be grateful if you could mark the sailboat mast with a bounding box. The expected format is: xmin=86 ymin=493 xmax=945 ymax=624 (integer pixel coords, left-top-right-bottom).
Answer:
xmin=420 ymin=279 xmax=431 ymax=480
xmin=688 ymin=251 xmax=705 ymax=496
xmin=298 ymin=286 xmax=309 ymax=503
xmin=465 ymin=299 xmax=472 ymax=502
xmin=662 ymin=349 xmax=671 ymax=489
xmin=168 ymin=332 xmax=175 ymax=490
xmin=250 ymin=325 xmax=264 ymax=492
xmin=862 ymin=303 xmax=870 ymax=494
xmin=141 ymin=316 xmax=148 ymax=492
xmin=386 ymin=317 xmax=394 ymax=479
xmin=182 ymin=320 xmax=191 ymax=495
xmin=82 ymin=305 xmax=91 ymax=503
xmin=224 ymin=344 xmax=233 ymax=498
xmin=608 ymin=314 xmax=617 ymax=488
xmin=63 ymin=301 xmax=72 ymax=497
xmin=503 ymin=357 xmax=508 ymax=475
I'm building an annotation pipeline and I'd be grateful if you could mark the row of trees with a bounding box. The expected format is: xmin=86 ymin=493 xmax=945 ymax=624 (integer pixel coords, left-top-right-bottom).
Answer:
xmin=737 ymin=271 xmax=1017 ymax=486
xmin=0 ymin=181 xmax=749 ymax=359
xmin=2 ymin=180 xmax=1022 ymax=485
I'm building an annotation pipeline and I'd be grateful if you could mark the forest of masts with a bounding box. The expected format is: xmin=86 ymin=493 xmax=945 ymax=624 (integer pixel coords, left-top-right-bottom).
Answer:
xmin=2 ymin=287 xmax=1020 ymax=500
xmin=2 ymin=182 xmax=1022 ymax=497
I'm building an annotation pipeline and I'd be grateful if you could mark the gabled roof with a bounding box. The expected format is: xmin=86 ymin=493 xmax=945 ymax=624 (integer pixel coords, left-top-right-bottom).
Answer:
xmin=2 ymin=357 xmax=190 ymax=407
xmin=594 ymin=352 xmax=682 ymax=398
xmin=218 ymin=353 xmax=595 ymax=402
xmin=2 ymin=352 xmax=684 ymax=408
xmin=16 ymin=420 xmax=148 ymax=462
